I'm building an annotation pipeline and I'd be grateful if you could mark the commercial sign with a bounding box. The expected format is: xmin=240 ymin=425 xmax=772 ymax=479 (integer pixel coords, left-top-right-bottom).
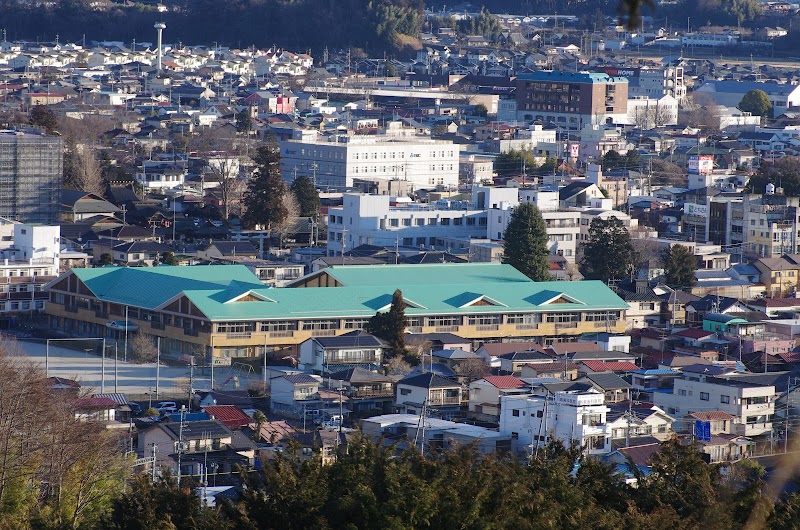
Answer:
xmin=569 ymin=143 xmax=579 ymax=159
xmin=602 ymin=67 xmax=639 ymax=78
xmin=684 ymin=203 xmax=708 ymax=217
xmin=688 ymin=154 xmax=714 ymax=175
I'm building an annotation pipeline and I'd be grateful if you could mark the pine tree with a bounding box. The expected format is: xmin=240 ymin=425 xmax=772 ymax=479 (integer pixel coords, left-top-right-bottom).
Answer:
xmin=289 ymin=175 xmax=320 ymax=217
xmin=662 ymin=244 xmax=697 ymax=290
xmin=242 ymin=145 xmax=288 ymax=231
xmin=502 ymin=202 xmax=552 ymax=281
xmin=366 ymin=288 xmax=406 ymax=358
xmin=581 ymin=217 xmax=637 ymax=283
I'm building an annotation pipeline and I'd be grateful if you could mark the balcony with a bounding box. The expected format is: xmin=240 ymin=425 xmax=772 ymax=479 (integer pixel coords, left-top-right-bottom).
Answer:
xmin=326 ymin=354 xmax=380 ymax=364
xmin=429 ymin=395 xmax=461 ymax=406
xmin=348 ymin=386 xmax=394 ymax=399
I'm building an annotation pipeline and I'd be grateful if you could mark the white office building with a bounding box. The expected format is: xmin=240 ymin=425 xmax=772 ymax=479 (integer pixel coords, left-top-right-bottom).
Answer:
xmin=326 ymin=193 xmax=488 ymax=256
xmin=280 ymin=131 xmax=460 ymax=191
xmin=499 ymin=388 xmax=611 ymax=456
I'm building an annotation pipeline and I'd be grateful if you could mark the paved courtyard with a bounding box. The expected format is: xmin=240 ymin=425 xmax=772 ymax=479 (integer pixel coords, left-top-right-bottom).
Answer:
xmin=11 ymin=338 xmax=258 ymax=398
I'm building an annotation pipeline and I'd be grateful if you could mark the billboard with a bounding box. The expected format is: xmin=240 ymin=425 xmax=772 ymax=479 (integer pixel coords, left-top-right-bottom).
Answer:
xmin=569 ymin=143 xmax=579 ymax=159
xmin=695 ymin=420 xmax=711 ymax=442
xmin=688 ymin=154 xmax=714 ymax=175
xmin=684 ymin=203 xmax=708 ymax=217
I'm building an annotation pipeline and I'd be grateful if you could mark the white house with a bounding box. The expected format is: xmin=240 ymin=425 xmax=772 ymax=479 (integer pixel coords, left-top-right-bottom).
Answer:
xmin=298 ymin=335 xmax=385 ymax=375
xmin=468 ymin=375 xmax=531 ymax=421
xmin=499 ymin=387 xmax=611 ymax=456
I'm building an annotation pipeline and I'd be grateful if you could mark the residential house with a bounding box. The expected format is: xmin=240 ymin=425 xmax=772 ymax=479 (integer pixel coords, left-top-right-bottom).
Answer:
xmin=91 ymin=239 xmax=175 ymax=266
xmin=580 ymin=373 xmax=632 ymax=403
xmin=197 ymin=241 xmax=259 ymax=260
xmin=395 ymin=372 xmax=463 ymax=418
xmin=754 ymin=257 xmax=800 ymax=297
xmin=500 ymin=387 xmax=611 ymax=456
xmin=430 ymin=348 xmax=486 ymax=374
xmin=72 ymin=397 xmax=118 ymax=423
xmin=210 ymin=257 xmax=304 ymax=287
xmin=606 ymin=403 xmax=674 ymax=443
xmin=202 ymin=405 xmax=252 ymax=430
xmin=498 ymin=349 xmax=556 ymax=374
xmin=269 ymin=373 xmax=322 ymax=417
xmin=468 ymin=375 xmax=531 ymax=422
xmin=299 ymin=334 xmax=385 ymax=375
xmin=520 ymin=362 xmax=580 ymax=380
xmin=60 ymin=190 xmax=120 ymax=223
xmin=327 ymin=367 xmax=395 ymax=416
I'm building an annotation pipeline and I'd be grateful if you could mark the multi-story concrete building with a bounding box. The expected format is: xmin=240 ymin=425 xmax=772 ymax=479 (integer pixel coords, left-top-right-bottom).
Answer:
xmin=500 ymin=387 xmax=611 ymax=455
xmin=325 ymin=193 xmax=489 ymax=256
xmin=742 ymin=193 xmax=800 ymax=259
xmin=653 ymin=371 xmax=776 ymax=437
xmin=0 ymin=223 xmax=60 ymax=319
xmin=516 ymin=71 xmax=628 ymax=130
xmin=0 ymin=129 xmax=62 ymax=224
xmin=280 ymin=131 xmax=459 ymax=191
xmin=599 ymin=65 xmax=686 ymax=102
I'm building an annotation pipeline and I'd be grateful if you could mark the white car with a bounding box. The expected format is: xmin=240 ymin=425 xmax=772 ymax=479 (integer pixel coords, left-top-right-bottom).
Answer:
xmin=155 ymin=401 xmax=177 ymax=414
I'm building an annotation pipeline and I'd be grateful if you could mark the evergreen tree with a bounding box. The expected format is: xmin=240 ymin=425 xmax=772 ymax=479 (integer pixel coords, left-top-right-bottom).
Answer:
xmin=365 ymin=288 xmax=406 ymax=358
xmin=30 ymin=105 xmax=58 ymax=134
xmin=289 ymin=175 xmax=320 ymax=218
xmin=235 ymin=108 xmax=252 ymax=133
xmin=502 ymin=202 xmax=552 ymax=282
xmin=494 ymin=148 xmax=538 ymax=177
xmin=96 ymin=253 xmax=114 ymax=266
xmin=581 ymin=217 xmax=637 ymax=283
xmin=739 ymin=89 xmax=772 ymax=117
xmin=242 ymin=145 xmax=288 ymax=231
xmin=662 ymin=244 xmax=697 ymax=290
xmin=160 ymin=252 xmax=178 ymax=266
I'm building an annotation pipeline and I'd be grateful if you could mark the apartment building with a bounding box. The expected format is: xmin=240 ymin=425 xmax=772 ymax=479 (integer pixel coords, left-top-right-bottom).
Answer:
xmin=0 ymin=223 xmax=60 ymax=318
xmin=0 ymin=128 xmax=62 ymax=224
xmin=742 ymin=193 xmax=800 ymax=259
xmin=500 ymin=387 xmax=611 ymax=455
xmin=653 ymin=371 xmax=776 ymax=437
xmin=280 ymin=130 xmax=459 ymax=191
xmin=516 ymin=71 xmax=628 ymax=130
xmin=326 ymin=193 xmax=489 ymax=256
xmin=600 ymin=65 xmax=686 ymax=102
xmin=45 ymin=263 xmax=629 ymax=364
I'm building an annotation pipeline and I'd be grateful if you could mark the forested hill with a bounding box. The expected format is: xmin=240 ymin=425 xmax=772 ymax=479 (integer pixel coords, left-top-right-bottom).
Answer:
xmin=0 ymin=0 xmax=424 ymax=55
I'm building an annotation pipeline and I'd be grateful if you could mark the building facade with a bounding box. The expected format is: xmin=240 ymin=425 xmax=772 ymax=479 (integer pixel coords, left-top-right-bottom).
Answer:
xmin=516 ymin=71 xmax=628 ymax=130
xmin=44 ymin=263 xmax=629 ymax=364
xmin=280 ymin=133 xmax=459 ymax=191
xmin=0 ymin=129 xmax=62 ymax=224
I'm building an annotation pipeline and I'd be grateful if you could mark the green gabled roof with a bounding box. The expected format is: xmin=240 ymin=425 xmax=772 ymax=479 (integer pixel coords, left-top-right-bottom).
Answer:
xmin=69 ymin=265 xmax=263 ymax=310
xmin=64 ymin=264 xmax=628 ymax=321
xmin=318 ymin=263 xmax=532 ymax=287
xmin=182 ymin=279 xmax=627 ymax=321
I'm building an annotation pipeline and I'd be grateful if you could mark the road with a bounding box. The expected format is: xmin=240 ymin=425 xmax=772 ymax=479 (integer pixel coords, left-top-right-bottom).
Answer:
xmin=10 ymin=338 xmax=259 ymax=399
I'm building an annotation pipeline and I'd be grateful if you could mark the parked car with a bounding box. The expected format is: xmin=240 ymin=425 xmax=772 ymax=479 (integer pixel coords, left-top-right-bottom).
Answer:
xmin=155 ymin=401 xmax=177 ymax=414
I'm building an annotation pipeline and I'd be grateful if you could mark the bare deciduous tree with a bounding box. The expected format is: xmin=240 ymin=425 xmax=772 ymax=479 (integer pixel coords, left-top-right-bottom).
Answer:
xmin=454 ymin=358 xmax=490 ymax=381
xmin=129 ymin=332 xmax=157 ymax=363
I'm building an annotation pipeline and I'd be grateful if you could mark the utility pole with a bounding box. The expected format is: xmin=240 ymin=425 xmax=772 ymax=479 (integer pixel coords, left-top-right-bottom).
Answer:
xmin=177 ymin=407 xmax=186 ymax=485
xmin=151 ymin=443 xmax=158 ymax=483
xmin=156 ymin=337 xmax=161 ymax=400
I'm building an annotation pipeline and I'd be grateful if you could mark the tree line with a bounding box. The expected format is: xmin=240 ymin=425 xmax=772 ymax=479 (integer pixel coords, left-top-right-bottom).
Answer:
xmin=104 ymin=436 xmax=800 ymax=530
xmin=0 ymin=0 xmax=424 ymax=55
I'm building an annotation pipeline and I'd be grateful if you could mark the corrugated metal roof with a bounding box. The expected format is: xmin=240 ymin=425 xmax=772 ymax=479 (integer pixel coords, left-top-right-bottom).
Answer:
xmin=63 ymin=264 xmax=628 ymax=321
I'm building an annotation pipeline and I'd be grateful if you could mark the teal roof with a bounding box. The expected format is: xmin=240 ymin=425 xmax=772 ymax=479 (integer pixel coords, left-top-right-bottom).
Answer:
xmin=64 ymin=263 xmax=629 ymax=322
xmin=319 ymin=263 xmax=532 ymax=287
